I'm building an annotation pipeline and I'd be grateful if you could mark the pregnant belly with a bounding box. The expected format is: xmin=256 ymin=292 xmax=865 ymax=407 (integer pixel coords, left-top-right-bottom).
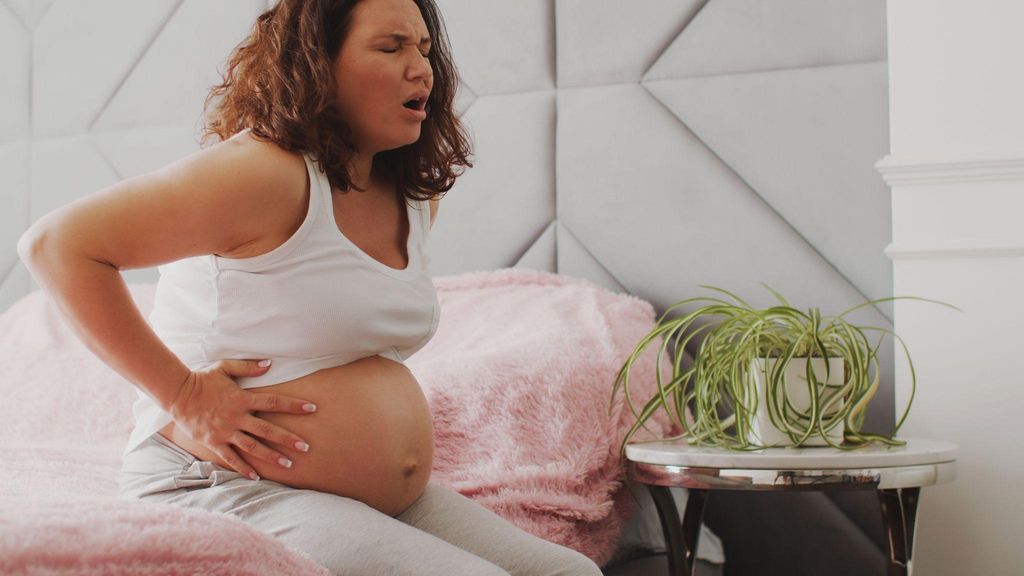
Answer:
xmin=157 ymin=354 xmax=435 ymax=517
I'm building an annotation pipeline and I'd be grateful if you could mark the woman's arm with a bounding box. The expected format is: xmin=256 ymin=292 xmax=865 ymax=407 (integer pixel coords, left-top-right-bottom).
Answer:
xmin=16 ymin=134 xmax=301 ymax=409
xmin=16 ymin=132 xmax=314 ymax=477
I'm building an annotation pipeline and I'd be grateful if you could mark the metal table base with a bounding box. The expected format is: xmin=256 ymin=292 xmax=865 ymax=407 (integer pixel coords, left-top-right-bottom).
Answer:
xmin=630 ymin=460 xmax=956 ymax=576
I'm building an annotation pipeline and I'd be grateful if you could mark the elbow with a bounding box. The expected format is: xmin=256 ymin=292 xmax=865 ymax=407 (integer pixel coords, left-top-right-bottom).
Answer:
xmin=17 ymin=222 xmax=62 ymax=273
xmin=18 ymin=224 xmax=115 ymax=276
xmin=16 ymin=227 xmax=43 ymax=265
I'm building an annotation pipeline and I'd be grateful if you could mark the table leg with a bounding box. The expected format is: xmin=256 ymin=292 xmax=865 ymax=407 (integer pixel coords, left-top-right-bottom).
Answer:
xmin=646 ymin=485 xmax=708 ymax=576
xmin=878 ymin=487 xmax=920 ymax=576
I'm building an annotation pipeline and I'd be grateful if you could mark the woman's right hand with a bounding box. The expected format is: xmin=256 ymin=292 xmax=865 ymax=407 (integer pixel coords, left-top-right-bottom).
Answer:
xmin=167 ymin=358 xmax=317 ymax=480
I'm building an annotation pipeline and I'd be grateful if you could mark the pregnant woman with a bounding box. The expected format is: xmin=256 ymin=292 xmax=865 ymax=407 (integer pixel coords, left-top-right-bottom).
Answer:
xmin=16 ymin=1 xmax=601 ymax=574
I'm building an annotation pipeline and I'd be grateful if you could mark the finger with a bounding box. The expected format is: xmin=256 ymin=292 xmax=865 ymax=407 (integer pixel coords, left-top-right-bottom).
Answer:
xmin=232 ymin=430 xmax=294 ymax=469
xmin=248 ymin=392 xmax=317 ymax=415
xmin=218 ymin=358 xmax=273 ymax=377
xmin=243 ymin=415 xmax=311 ymax=455
xmin=214 ymin=443 xmax=261 ymax=481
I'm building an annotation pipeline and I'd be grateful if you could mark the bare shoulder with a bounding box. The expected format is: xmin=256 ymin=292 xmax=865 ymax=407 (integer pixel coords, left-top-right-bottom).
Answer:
xmin=18 ymin=128 xmax=313 ymax=271
xmin=200 ymin=130 xmax=310 ymax=257
xmin=154 ymin=129 xmax=308 ymax=216
xmin=221 ymin=130 xmax=308 ymax=199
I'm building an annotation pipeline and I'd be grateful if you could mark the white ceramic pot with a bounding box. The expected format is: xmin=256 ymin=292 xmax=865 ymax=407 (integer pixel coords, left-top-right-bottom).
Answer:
xmin=745 ymin=356 xmax=846 ymax=447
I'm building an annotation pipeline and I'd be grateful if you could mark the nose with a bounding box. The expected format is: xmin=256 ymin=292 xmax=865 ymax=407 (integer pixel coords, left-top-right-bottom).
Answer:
xmin=407 ymin=52 xmax=432 ymax=85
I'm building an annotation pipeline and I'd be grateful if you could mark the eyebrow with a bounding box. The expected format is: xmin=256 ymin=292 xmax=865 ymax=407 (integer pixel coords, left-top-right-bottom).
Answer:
xmin=375 ymin=33 xmax=432 ymax=46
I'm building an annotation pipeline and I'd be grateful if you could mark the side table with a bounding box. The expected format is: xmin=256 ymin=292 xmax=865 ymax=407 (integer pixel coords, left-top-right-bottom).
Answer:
xmin=625 ymin=437 xmax=957 ymax=576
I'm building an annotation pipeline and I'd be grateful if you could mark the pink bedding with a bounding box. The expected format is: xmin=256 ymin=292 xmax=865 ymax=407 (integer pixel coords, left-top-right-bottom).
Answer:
xmin=0 ymin=267 xmax=682 ymax=573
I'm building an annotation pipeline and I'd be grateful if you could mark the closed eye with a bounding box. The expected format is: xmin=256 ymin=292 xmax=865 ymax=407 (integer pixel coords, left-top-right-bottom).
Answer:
xmin=381 ymin=48 xmax=430 ymax=57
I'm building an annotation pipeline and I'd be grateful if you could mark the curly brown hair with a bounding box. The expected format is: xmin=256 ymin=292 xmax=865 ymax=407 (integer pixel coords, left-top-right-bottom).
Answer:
xmin=200 ymin=0 xmax=473 ymax=203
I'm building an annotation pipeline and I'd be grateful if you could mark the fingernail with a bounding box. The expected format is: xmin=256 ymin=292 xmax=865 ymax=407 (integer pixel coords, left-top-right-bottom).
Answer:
xmin=302 ymin=403 xmax=317 ymax=412
xmin=258 ymin=359 xmax=272 ymax=368
xmin=294 ymin=441 xmax=310 ymax=452
xmin=249 ymin=472 xmax=260 ymax=481
xmin=278 ymin=457 xmax=293 ymax=468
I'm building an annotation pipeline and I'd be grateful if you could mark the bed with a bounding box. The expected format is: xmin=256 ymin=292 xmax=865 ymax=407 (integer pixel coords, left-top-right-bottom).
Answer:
xmin=1 ymin=0 xmax=894 ymax=574
xmin=0 ymin=270 xmax=724 ymax=574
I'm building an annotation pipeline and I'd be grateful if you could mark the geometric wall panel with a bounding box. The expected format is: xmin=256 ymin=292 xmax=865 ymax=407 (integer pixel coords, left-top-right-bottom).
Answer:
xmin=453 ymin=81 xmax=478 ymax=118
xmin=0 ymin=141 xmax=29 ymax=259
xmin=646 ymin=61 xmax=893 ymax=319
xmin=646 ymin=0 xmax=887 ymax=80
xmin=3 ymin=0 xmax=58 ymax=31
xmin=0 ymin=4 xmax=30 ymax=142
xmin=555 ymin=0 xmax=704 ymax=88
xmin=32 ymin=0 xmax=180 ymax=138
xmin=91 ymin=126 xmax=216 ymax=180
xmin=515 ymin=220 xmax=557 ymax=274
xmin=557 ymin=82 xmax=893 ymax=434
xmin=0 ymin=0 xmax=26 ymax=310
xmin=558 ymin=83 xmax=874 ymax=316
xmin=29 ymin=136 xmax=120 ymax=223
xmin=0 ymin=141 xmax=29 ymax=312
xmin=95 ymin=0 xmax=266 ymax=132
xmin=556 ymin=221 xmax=628 ymax=296
xmin=436 ymin=0 xmax=554 ymax=95
xmin=427 ymin=90 xmax=556 ymax=274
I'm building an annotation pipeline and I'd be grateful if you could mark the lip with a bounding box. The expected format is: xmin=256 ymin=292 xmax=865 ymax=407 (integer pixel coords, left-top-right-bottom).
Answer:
xmin=403 ymin=105 xmax=427 ymax=120
xmin=401 ymin=88 xmax=430 ymax=120
xmin=403 ymin=89 xmax=430 ymax=105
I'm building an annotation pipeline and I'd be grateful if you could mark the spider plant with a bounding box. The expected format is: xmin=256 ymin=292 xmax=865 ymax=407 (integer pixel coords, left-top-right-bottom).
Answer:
xmin=610 ymin=284 xmax=961 ymax=462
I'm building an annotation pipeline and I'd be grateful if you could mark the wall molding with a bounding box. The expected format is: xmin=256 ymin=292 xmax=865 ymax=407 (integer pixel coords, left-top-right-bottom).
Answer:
xmin=884 ymin=241 xmax=1024 ymax=260
xmin=875 ymin=154 xmax=1024 ymax=186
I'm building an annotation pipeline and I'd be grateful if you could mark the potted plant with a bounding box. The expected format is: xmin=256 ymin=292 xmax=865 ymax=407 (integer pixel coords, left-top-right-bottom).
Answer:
xmin=610 ymin=284 xmax=961 ymax=460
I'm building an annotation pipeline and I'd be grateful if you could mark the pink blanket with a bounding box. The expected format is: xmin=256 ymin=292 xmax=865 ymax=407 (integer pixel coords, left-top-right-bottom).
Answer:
xmin=0 ymin=267 xmax=681 ymax=572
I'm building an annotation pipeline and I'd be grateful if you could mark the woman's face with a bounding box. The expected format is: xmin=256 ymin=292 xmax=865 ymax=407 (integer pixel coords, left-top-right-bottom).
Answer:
xmin=333 ymin=0 xmax=433 ymax=155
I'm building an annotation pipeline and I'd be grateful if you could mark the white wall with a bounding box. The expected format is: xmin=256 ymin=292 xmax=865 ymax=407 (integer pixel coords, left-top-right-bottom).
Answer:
xmin=880 ymin=1 xmax=1024 ymax=573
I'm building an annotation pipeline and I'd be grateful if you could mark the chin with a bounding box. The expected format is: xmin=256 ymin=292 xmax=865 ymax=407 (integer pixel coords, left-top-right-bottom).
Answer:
xmin=390 ymin=135 xmax=422 ymax=150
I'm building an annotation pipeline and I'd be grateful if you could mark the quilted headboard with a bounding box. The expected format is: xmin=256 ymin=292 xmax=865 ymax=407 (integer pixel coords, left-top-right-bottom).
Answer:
xmin=1 ymin=0 xmax=893 ymax=573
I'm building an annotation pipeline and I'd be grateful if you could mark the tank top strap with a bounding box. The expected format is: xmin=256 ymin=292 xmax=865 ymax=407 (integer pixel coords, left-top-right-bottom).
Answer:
xmin=212 ymin=151 xmax=323 ymax=272
xmin=417 ymin=195 xmax=431 ymax=238
xmin=303 ymin=152 xmax=332 ymax=209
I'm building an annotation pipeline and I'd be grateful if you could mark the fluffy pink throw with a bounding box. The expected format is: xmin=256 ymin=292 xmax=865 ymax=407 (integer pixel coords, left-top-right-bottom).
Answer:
xmin=0 ymin=267 xmax=681 ymax=572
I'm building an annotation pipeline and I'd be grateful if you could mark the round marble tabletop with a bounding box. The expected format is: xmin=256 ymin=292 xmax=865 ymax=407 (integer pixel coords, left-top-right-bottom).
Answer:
xmin=625 ymin=437 xmax=957 ymax=469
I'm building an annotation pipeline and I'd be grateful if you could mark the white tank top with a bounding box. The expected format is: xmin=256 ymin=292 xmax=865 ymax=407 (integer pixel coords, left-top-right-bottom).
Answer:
xmin=123 ymin=149 xmax=441 ymax=457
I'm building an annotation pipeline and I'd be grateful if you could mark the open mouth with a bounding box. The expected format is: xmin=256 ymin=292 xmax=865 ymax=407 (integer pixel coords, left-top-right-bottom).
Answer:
xmin=402 ymin=97 xmax=427 ymax=111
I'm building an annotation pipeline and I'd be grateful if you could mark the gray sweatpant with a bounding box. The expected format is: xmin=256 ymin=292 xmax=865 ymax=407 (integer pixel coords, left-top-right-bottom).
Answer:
xmin=118 ymin=433 xmax=603 ymax=576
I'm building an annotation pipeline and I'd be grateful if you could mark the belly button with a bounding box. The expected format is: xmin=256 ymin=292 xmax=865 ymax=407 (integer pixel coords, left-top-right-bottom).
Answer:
xmin=402 ymin=460 xmax=418 ymax=478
